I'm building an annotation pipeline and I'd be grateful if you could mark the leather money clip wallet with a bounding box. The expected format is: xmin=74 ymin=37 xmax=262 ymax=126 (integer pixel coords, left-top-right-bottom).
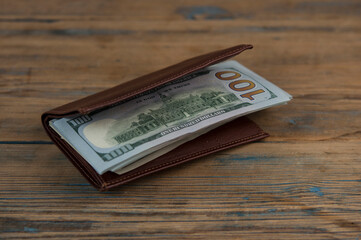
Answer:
xmin=42 ymin=44 xmax=270 ymax=191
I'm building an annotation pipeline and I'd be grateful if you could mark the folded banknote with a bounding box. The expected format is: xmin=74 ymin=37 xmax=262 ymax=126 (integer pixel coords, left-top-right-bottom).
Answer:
xmin=50 ymin=60 xmax=292 ymax=174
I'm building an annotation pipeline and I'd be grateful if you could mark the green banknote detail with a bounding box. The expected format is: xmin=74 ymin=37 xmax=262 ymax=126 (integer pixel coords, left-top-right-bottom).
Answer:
xmin=65 ymin=67 xmax=276 ymax=163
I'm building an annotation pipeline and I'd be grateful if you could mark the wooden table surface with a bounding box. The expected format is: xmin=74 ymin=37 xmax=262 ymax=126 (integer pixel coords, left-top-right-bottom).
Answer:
xmin=1 ymin=0 xmax=360 ymax=239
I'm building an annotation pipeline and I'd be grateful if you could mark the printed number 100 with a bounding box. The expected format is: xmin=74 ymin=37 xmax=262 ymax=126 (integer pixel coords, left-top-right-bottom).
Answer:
xmin=215 ymin=71 xmax=265 ymax=100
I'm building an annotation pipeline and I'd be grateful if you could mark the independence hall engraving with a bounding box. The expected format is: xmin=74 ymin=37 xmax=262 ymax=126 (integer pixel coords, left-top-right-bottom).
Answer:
xmin=113 ymin=91 xmax=238 ymax=143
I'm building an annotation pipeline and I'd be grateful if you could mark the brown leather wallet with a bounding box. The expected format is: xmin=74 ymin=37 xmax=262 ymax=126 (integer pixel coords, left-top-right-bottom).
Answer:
xmin=41 ymin=44 xmax=269 ymax=191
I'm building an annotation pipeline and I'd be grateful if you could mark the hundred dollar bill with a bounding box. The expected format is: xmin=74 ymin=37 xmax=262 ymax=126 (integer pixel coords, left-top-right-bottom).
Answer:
xmin=50 ymin=60 xmax=292 ymax=174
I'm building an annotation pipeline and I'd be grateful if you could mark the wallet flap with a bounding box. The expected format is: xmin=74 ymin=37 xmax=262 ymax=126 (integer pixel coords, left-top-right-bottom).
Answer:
xmin=42 ymin=44 xmax=252 ymax=119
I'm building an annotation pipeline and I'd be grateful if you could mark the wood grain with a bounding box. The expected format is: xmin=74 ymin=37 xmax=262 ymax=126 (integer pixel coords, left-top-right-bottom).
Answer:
xmin=0 ymin=0 xmax=360 ymax=239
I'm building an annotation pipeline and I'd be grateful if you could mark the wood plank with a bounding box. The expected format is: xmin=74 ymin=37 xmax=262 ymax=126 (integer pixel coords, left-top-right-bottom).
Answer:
xmin=1 ymin=142 xmax=360 ymax=239
xmin=0 ymin=0 xmax=360 ymax=21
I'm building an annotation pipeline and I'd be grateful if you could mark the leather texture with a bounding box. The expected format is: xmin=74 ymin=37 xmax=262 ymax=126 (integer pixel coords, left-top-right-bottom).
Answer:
xmin=41 ymin=44 xmax=269 ymax=191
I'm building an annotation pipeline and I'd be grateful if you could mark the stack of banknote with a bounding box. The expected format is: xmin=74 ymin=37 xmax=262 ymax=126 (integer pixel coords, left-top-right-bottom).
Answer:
xmin=50 ymin=60 xmax=292 ymax=174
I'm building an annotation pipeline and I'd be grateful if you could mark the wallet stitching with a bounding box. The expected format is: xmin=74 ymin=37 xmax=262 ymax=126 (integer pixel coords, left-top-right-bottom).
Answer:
xmin=80 ymin=45 xmax=250 ymax=114
xmin=104 ymin=131 xmax=267 ymax=187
